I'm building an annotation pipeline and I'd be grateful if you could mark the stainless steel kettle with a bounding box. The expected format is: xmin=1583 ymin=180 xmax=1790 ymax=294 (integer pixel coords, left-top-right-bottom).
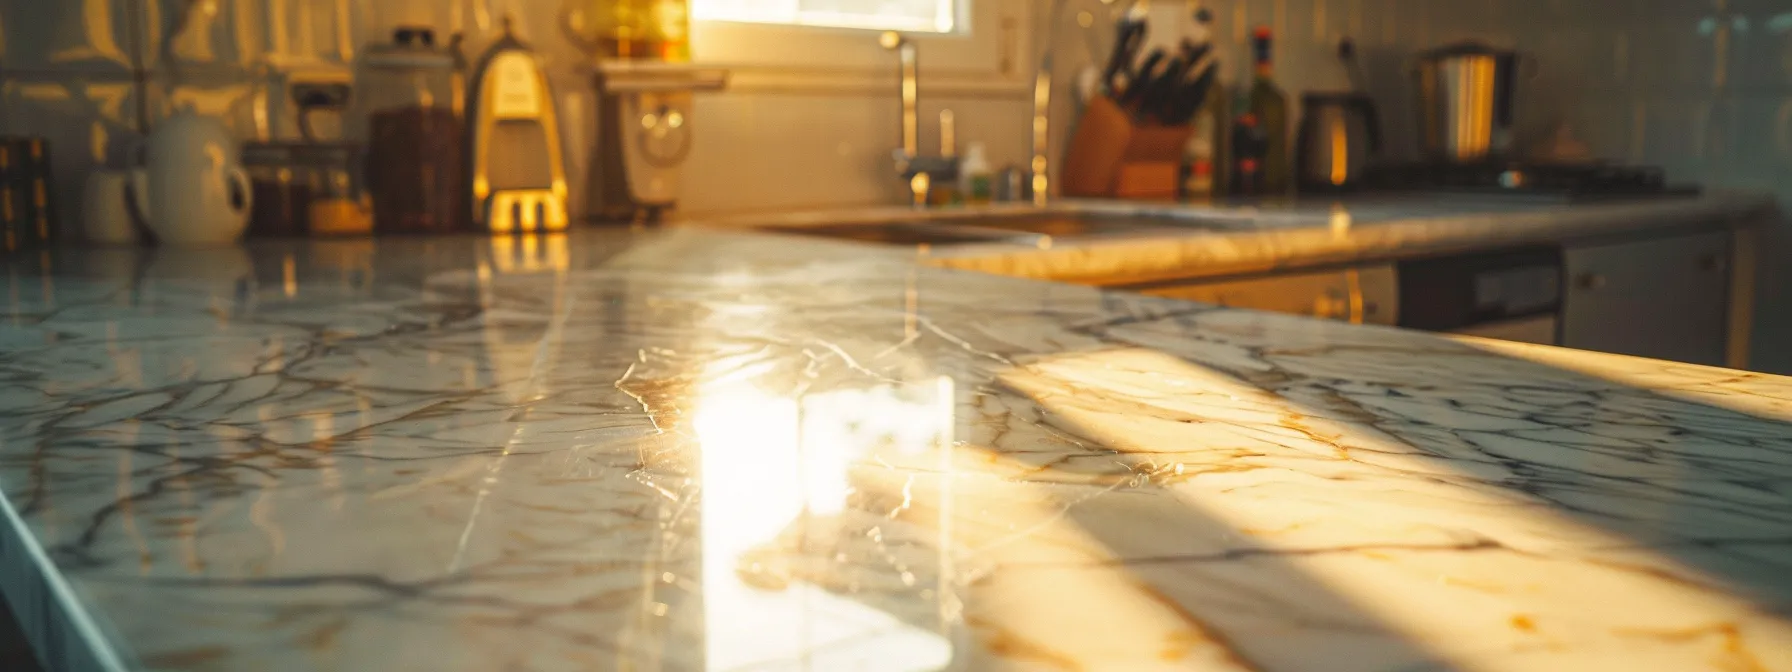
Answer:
xmin=1296 ymin=92 xmax=1380 ymax=191
xmin=1414 ymin=42 xmax=1522 ymax=163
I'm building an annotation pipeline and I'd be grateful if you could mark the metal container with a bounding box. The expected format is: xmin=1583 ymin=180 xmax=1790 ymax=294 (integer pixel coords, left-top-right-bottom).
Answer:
xmin=1296 ymin=92 xmax=1380 ymax=191
xmin=1414 ymin=42 xmax=1522 ymax=163
xmin=467 ymin=22 xmax=569 ymax=233
xmin=997 ymin=165 xmax=1027 ymax=202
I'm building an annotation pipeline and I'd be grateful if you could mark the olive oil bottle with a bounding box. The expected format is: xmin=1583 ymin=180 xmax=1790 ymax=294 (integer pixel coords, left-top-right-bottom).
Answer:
xmin=1232 ymin=27 xmax=1288 ymax=195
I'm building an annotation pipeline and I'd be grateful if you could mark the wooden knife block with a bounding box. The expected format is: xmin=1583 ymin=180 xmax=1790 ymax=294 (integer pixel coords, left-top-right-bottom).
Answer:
xmin=1062 ymin=95 xmax=1195 ymax=201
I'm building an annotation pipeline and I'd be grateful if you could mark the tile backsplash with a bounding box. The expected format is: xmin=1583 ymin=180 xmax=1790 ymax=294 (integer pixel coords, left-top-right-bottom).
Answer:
xmin=1508 ymin=0 xmax=1792 ymax=373
xmin=3 ymin=0 xmax=1789 ymax=371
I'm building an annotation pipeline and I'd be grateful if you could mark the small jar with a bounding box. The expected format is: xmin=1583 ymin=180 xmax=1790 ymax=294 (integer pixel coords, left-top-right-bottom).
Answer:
xmin=300 ymin=144 xmax=372 ymax=236
xmin=242 ymin=142 xmax=309 ymax=237
xmin=243 ymin=142 xmax=371 ymax=237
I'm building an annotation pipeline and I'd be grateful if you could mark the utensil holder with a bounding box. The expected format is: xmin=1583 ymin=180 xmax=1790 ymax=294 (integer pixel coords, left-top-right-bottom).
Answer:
xmin=1062 ymin=95 xmax=1195 ymax=201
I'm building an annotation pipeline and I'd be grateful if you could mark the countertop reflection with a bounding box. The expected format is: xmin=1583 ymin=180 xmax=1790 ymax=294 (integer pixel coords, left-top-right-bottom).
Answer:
xmin=0 ymin=230 xmax=1789 ymax=671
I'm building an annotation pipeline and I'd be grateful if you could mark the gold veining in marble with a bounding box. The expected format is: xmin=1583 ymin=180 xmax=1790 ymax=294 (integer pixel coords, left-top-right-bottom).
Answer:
xmin=0 ymin=230 xmax=1786 ymax=671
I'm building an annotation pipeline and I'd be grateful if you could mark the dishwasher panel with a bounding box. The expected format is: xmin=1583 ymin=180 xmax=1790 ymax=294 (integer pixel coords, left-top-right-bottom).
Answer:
xmin=1397 ymin=247 xmax=1562 ymax=333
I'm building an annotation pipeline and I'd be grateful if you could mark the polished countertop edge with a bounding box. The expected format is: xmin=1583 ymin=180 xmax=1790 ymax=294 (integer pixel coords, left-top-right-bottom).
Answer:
xmin=685 ymin=192 xmax=1779 ymax=285
xmin=931 ymin=192 xmax=1776 ymax=285
xmin=0 ymin=487 xmax=130 ymax=672
xmin=683 ymin=199 xmax=1265 ymax=231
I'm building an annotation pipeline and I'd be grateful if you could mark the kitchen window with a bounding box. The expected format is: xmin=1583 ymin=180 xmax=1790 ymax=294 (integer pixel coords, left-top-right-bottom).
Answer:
xmin=692 ymin=0 xmax=961 ymax=34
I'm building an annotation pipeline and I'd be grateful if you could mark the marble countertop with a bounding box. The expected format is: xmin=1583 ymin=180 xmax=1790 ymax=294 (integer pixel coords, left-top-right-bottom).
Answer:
xmin=1 ymin=230 xmax=1790 ymax=671
xmin=698 ymin=192 xmax=1778 ymax=284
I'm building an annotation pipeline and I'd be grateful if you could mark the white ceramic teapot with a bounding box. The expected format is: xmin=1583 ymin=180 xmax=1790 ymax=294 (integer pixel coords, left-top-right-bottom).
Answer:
xmin=130 ymin=107 xmax=252 ymax=245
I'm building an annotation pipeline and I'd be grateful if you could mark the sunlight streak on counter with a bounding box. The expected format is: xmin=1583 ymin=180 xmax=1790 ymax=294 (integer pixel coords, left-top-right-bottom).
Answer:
xmin=692 ymin=376 xmax=957 ymax=671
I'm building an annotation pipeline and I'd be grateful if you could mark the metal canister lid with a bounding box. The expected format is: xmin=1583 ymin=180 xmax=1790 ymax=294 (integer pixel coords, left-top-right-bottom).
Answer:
xmin=1420 ymin=41 xmax=1515 ymax=59
xmin=363 ymin=26 xmax=454 ymax=70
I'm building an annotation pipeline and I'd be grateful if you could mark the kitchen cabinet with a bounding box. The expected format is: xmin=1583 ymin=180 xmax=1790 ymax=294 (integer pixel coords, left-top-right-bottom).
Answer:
xmin=1137 ymin=265 xmax=1399 ymax=326
xmin=1562 ymin=231 xmax=1731 ymax=366
xmin=1105 ymin=220 xmax=1751 ymax=367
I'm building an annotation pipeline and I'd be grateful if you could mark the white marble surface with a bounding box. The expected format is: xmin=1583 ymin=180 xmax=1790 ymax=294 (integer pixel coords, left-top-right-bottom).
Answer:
xmin=0 ymin=231 xmax=1790 ymax=671
xmin=699 ymin=192 xmax=1778 ymax=284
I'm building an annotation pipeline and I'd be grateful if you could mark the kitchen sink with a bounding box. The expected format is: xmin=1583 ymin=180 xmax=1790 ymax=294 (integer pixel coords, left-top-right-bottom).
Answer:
xmin=941 ymin=213 xmax=1249 ymax=236
xmin=753 ymin=210 xmax=1250 ymax=247
xmin=759 ymin=221 xmax=1030 ymax=246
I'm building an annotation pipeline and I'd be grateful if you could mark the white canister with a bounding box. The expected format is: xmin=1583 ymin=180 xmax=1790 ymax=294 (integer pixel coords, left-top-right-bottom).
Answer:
xmin=81 ymin=169 xmax=139 ymax=245
xmin=130 ymin=107 xmax=253 ymax=246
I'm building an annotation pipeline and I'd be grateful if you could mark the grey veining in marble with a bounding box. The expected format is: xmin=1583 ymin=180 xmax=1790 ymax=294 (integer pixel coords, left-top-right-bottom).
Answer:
xmin=0 ymin=231 xmax=1789 ymax=671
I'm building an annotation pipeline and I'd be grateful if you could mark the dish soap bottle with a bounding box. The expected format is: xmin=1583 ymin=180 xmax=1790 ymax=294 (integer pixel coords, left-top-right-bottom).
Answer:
xmin=959 ymin=141 xmax=994 ymax=204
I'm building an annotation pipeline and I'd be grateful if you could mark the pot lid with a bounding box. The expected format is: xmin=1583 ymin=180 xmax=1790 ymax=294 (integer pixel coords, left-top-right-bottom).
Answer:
xmin=363 ymin=25 xmax=454 ymax=70
xmin=1420 ymin=41 xmax=1516 ymax=59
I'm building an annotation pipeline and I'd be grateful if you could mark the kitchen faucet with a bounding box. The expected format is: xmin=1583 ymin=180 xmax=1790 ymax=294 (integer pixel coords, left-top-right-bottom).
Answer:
xmin=1031 ymin=0 xmax=1071 ymax=206
xmin=881 ymin=31 xmax=958 ymax=208
xmin=883 ymin=0 xmax=1067 ymax=208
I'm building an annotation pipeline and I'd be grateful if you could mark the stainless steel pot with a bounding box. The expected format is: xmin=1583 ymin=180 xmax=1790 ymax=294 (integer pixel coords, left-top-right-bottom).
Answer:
xmin=1414 ymin=42 xmax=1523 ymax=163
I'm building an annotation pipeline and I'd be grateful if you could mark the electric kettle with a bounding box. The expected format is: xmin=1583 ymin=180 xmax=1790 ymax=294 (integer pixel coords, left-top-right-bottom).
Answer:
xmin=1295 ymin=92 xmax=1380 ymax=191
xmin=130 ymin=107 xmax=252 ymax=245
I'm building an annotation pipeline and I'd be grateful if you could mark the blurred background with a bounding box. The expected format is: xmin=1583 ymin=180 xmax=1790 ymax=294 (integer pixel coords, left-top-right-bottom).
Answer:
xmin=0 ymin=0 xmax=1788 ymax=369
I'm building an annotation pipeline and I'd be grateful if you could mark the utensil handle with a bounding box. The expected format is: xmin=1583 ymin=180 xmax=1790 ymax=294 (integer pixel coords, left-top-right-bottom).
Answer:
xmin=227 ymin=165 xmax=253 ymax=218
xmin=1495 ymin=54 xmax=1519 ymax=128
xmin=128 ymin=169 xmax=152 ymax=226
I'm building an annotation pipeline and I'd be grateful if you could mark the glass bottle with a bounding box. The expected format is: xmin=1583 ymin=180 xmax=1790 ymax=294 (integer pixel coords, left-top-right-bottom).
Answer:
xmin=654 ymin=0 xmax=692 ymax=62
xmin=563 ymin=0 xmax=691 ymax=61
xmin=1246 ymin=27 xmax=1290 ymax=194
xmin=242 ymin=142 xmax=306 ymax=237
xmin=1182 ymin=80 xmax=1228 ymax=200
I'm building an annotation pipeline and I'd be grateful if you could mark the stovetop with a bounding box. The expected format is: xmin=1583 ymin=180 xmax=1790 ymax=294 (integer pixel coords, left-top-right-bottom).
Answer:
xmin=1363 ymin=161 xmax=1702 ymax=202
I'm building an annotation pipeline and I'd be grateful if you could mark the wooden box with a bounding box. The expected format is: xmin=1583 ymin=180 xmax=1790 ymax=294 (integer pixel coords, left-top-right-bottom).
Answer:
xmin=1061 ymin=95 xmax=1195 ymax=201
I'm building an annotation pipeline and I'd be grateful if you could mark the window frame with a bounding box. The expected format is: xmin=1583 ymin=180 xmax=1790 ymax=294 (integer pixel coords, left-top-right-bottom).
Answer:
xmin=688 ymin=0 xmax=1031 ymax=97
xmin=691 ymin=0 xmax=967 ymax=35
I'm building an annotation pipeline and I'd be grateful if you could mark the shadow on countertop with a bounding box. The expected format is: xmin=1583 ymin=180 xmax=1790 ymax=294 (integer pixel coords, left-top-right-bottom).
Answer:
xmin=0 ymin=599 xmax=43 ymax=671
